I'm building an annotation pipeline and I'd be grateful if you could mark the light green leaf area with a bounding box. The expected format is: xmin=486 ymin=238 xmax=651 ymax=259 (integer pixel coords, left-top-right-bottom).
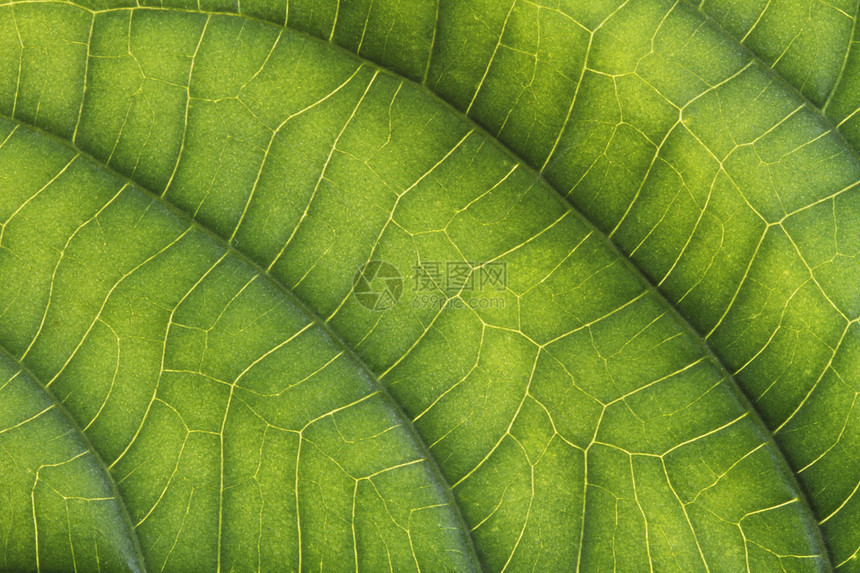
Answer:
xmin=0 ymin=0 xmax=858 ymax=571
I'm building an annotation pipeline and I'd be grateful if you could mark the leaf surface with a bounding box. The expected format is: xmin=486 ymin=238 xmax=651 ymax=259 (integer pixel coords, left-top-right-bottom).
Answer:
xmin=0 ymin=0 xmax=857 ymax=571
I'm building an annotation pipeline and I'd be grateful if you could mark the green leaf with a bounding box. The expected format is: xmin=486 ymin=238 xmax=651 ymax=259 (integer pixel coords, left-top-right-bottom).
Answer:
xmin=0 ymin=0 xmax=857 ymax=571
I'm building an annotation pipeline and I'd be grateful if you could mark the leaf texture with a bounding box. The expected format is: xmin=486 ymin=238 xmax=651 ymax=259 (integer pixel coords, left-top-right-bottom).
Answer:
xmin=0 ymin=0 xmax=858 ymax=571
